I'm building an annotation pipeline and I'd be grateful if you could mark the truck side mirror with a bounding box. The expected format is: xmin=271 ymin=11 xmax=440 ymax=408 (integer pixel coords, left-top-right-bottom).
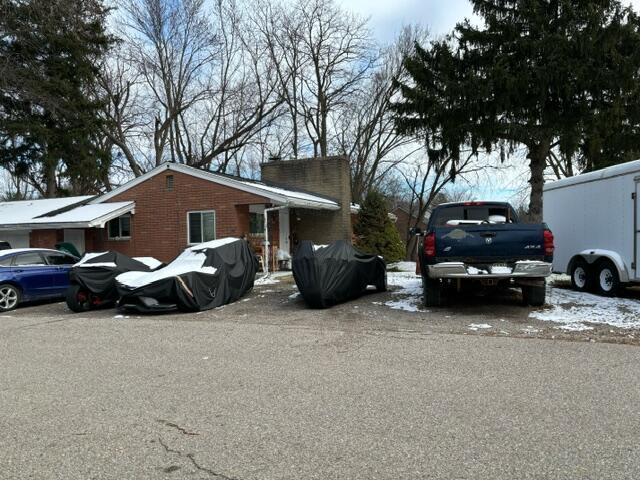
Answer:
xmin=409 ymin=227 xmax=423 ymax=236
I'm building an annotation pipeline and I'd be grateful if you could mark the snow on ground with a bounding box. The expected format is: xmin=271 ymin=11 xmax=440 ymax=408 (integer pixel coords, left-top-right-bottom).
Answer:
xmin=468 ymin=323 xmax=492 ymax=331
xmin=255 ymin=275 xmax=280 ymax=285
xmin=387 ymin=261 xmax=417 ymax=273
xmin=385 ymin=267 xmax=425 ymax=312
xmin=530 ymin=286 xmax=640 ymax=330
xmin=386 ymin=262 xmax=640 ymax=331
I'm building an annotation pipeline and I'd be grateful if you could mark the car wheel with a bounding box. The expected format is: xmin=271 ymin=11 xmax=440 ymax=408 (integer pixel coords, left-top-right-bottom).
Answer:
xmin=66 ymin=284 xmax=92 ymax=313
xmin=375 ymin=273 xmax=387 ymax=292
xmin=595 ymin=260 xmax=620 ymax=296
xmin=423 ymin=277 xmax=443 ymax=307
xmin=570 ymin=259 xmax=592 ymax=292
xmin=0 ymin=284 xmax=20 ymax=312
xmin=522 ymin=283 xmax=546 ymax=306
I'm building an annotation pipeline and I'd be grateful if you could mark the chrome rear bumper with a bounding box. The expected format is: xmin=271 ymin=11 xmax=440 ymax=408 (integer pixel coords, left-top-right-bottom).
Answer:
xmin=427 ymin=261 xmax=552 ymax=279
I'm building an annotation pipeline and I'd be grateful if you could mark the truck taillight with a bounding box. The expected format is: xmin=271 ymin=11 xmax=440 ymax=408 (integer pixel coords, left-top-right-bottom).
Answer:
xmin=543 ymin=229 xmax=554 ymax=256
xmin=424 ymin=232 xmax=436 ymax=257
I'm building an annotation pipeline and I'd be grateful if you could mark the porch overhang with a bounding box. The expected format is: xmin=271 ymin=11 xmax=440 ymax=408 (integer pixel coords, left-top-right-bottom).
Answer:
xmin=0 ymin=201 xmax=135 ymax=231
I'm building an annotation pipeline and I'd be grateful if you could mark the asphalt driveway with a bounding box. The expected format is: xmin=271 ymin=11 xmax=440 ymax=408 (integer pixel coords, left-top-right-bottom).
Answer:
xmin=1 ymin=278 xmax=640 ymax=479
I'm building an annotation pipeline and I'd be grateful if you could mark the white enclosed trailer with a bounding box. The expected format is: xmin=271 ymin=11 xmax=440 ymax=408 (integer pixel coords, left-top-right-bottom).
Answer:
xmin=543 ymin=160 xmax=640 ymax=295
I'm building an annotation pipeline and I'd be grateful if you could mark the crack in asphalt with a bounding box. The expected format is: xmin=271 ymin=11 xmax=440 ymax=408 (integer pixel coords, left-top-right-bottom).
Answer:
xmin=157 ymin=437 xmax=242 ymax=480
xmin=157 ymin=419 xmax=199 ymax=436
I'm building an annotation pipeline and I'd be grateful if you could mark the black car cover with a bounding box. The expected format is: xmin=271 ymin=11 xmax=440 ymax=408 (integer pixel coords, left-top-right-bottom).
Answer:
xmin=69 ymin=251 xmax=155 ymax=303
xmin=117 ymin=238 xmax=258 ymax=313
xmin=292 ymin=240 xmax=387 ymax=308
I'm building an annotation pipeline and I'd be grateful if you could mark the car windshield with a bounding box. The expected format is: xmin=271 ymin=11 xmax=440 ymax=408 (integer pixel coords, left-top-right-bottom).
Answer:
xmin=431 ymin=205 xmax=515 ymax=227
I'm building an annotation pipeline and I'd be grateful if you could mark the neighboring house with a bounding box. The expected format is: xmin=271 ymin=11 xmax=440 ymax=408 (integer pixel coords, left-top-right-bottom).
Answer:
xmin=392 ymin=206 xmax=427 ymax=261
xmin=0 ymin=156 xmax=353 ymax=264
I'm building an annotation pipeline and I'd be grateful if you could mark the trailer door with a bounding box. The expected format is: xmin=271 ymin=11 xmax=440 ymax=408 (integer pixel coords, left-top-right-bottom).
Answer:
xmin=636 ymin=181 xmax=640 ymax=280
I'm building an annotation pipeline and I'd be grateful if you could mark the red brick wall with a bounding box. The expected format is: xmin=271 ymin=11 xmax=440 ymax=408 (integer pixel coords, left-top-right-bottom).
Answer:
xmin=29 ymin=229 xmax=63 ymax=249
xmin=93 ymin=169 xmax=271 ymax=262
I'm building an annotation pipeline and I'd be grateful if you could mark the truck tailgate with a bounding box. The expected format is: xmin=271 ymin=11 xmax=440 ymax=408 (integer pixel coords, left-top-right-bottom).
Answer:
xmin=433 ymin=224 xmax=546 ymax=262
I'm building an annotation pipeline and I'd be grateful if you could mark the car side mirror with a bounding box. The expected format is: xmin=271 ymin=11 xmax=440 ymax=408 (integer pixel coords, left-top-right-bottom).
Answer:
xmin=409 ymin=227 xmax=423 ymax=236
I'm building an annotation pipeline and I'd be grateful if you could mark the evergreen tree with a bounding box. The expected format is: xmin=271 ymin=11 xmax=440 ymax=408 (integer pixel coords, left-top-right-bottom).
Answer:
xmin=394 ymin=1 xmax=640 ymax=222
xmin=0 ymin=0 xmax=114 ymax=196
xmin=354 ymin=190 xmax=405 ymax=263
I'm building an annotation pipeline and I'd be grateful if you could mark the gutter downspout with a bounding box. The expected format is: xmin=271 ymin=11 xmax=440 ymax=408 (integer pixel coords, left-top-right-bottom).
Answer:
xmin=263 ymin=205 xmax=287 ymax=276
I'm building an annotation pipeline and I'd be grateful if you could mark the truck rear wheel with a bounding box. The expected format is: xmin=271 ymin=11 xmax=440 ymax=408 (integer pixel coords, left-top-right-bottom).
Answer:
xmin=595 ymin=259 xmax=620 ymax=296
xmin=423 ymin=278 xmax=443 ymax=307
xmin=570 ymin=259 xmax=592 ymax=292
xmin=522 ymin=284 xmax=546 ymax=306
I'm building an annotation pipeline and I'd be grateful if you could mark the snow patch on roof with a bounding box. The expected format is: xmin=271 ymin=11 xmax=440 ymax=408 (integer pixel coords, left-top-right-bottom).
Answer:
xmin=0 ymin=196 xmax=92 ymax=226
xmin=30 ymin=202 xmax=134 ymax=225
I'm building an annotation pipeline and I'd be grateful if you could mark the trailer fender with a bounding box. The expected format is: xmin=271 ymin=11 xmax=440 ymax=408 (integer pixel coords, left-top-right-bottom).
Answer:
xmin=568 ymin=250 xmax=630 ymax=283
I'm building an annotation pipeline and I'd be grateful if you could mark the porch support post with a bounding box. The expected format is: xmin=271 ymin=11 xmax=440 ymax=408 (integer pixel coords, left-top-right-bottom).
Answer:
xmin=263 ymin=205 xmax=287 ymax=275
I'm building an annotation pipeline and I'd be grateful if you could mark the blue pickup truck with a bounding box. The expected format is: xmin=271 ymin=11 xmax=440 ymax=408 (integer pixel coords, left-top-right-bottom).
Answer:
xmin=414 ymin=202 xmax=554 ymax=307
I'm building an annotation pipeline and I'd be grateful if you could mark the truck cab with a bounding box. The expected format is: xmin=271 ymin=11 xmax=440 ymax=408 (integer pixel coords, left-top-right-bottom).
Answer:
xmin=414 ymin=202 xmax=554 ymax=307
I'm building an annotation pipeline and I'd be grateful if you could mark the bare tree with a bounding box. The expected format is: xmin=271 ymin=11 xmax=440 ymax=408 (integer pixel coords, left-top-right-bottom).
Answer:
xmin=114 ymin=0 xmax=285 ymax=174
xmin=398 ymin=152 xmax=479 ymax=258
xmin=96 ymin=49 xmax=148 ymax=176
xmin=294 ymin=0 xmax=373 ymax=157
xmin=336 ymin=26 xmax=428 ymax=203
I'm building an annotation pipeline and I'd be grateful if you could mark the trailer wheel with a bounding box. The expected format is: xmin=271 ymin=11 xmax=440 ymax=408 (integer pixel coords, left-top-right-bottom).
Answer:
xmin=570 ymin=259 xmax=592 ymax=292
xmin=522 ymin=284 xmax=546 ymax=306
xmin=595 ymin=259 xmax=620 ymax=296
xmin=423 ymin=278 xmax=443 ymax=307
xmin=66 ymin=284 xmax=92 ymax=312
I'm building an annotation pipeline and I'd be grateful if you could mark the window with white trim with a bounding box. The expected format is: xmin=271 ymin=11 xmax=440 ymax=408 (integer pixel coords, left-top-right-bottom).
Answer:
xmin=188 ymin=211 xmax=216 ymax=244
xmin=108 ymin=214 xmax=131 ymax=239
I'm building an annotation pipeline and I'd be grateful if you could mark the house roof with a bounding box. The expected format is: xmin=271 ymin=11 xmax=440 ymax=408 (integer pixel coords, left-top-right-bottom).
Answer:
xmin=0 ymin=197 xmax=135 ymax=230
xmin=92 ymin=162 xmax=340 ymax=211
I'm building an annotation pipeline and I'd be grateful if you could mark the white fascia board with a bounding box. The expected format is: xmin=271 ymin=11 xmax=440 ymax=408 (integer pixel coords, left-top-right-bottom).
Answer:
xmin=287 ymin=199 xmax=340 ymax=210
xmin=86 ymin=203 xmax=136 ymax=228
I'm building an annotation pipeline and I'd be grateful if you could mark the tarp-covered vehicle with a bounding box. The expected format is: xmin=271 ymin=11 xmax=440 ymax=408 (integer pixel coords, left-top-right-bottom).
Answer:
xmin=116 ymin=238 xmax=258 ymax=313
xmin=66 ymin=252 xmax=162 ymax=312
xmin=292 ymin=240 xmax=387 ymax=308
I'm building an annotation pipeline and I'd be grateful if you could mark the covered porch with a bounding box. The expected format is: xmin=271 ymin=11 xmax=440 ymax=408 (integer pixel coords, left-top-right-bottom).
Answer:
xmin=236 ymin=193 xmax=341 ymax=272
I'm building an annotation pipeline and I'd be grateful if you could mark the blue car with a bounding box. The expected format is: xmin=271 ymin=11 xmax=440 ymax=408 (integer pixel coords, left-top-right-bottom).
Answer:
xmin=0 ymin=249 xmax=79 ymax=311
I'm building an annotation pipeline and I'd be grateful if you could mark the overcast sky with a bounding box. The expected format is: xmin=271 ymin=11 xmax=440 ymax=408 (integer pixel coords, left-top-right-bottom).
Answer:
xmin=340 ymin=0 xmax=640 ymax=43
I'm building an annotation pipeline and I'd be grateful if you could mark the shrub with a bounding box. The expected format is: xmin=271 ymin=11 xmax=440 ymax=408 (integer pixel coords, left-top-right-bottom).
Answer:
xmin=354 ymin=191 xmax=404 ymax=263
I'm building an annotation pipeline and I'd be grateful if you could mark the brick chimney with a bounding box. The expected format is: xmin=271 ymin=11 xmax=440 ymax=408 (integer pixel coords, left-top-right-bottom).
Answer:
xmin=260 ymin=156 xmax=352 ymax=243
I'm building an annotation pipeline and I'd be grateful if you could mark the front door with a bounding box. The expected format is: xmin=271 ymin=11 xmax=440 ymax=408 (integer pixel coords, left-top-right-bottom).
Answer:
xmin=64 ymin=229 xmax=85 ymax=255
xmin=279 ymin=208 xmax=290 ymax=255
xmin=636 ymin=181 xmax=640 ymax=280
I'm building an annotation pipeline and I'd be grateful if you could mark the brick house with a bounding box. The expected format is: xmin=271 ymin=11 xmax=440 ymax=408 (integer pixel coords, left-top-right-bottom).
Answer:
xmin=0 ymin=157 xmax=353 ymax=265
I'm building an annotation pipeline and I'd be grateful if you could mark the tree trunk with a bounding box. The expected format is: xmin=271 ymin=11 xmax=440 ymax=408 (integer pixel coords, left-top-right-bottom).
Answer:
xmin=45 ymin=160 xmax=57 ymax=198
xmin=527 ymin=142 xmax=551 ymax=223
